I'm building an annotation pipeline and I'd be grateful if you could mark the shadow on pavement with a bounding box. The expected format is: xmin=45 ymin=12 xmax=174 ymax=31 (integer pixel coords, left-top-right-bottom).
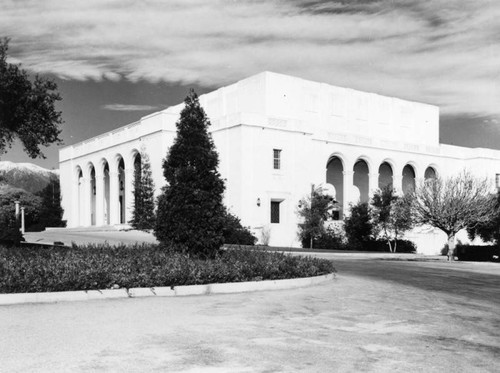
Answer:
xmin=333 ymin=259 xmax=500 ymax=306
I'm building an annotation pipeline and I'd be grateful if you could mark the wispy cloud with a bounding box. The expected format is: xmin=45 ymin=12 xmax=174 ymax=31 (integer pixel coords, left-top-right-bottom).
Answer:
xmin=102 ymin=104 xmax=159 ymax=111
xmin=1 ymin=0 xmax=499 ymax=117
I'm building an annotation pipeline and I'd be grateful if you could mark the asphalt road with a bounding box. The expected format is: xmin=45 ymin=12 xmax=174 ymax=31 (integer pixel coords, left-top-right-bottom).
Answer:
xmin=1 ymin=259 xmax=499 ymax=372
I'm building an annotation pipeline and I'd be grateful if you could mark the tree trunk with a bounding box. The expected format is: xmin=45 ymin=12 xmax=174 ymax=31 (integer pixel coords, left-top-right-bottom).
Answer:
xmin=387 ymin=239 xmax=392 ymax=253
xmin=310 ymin=236 xmax=313 ymax=249
xmin=447 ymin=233 xmax=456 ymax=261
xmin=394 ymin=239 xmax=398 ymax=253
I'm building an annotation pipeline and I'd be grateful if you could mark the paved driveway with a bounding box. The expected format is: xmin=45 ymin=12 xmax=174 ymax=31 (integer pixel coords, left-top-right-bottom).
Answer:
xmin=1 ymin=259 xmax=499 ymax=372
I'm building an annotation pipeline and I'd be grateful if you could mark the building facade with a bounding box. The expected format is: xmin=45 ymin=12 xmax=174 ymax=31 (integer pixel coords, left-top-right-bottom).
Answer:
xmin=59 ymin=72 xmax=500 ymax=254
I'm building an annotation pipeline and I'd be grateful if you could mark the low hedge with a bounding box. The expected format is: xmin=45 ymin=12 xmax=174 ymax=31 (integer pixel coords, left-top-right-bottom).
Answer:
xmin=455 ymin=244 xmax=500 ymax=262
xmin=0 ymin=244 xmax=335 ymax=293
xmin=361 ymin=239 xmax=417 ymax=253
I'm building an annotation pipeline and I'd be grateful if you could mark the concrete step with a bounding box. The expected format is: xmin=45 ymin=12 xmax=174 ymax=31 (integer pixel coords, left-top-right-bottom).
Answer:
xmin=45 ymin=224 xmax=132 ymax=233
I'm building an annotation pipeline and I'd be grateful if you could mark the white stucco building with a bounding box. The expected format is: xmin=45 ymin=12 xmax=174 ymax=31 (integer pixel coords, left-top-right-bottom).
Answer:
xmin=59 ymin=71 xmax=500 ymax=254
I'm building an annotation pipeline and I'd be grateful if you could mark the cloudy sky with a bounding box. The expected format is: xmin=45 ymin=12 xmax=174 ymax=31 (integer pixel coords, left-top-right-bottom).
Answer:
xmin=1 ymin=0 xmax=499 ymax=169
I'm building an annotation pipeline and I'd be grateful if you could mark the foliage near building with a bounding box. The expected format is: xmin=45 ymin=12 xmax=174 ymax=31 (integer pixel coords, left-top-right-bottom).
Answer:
xmin=371 ymin=186 xmax=414 ymax=252
xmin=0 ymin=38 xmax=62 ymax=159
xmin=297 ymin=186 xmax=336 ymax=248
xmin=410 ymin=171 xmax=497 ymax=261
xmin=155 ymin=90 xmax=226 ymax=258
xmin=0 ymin=210 xmax=22 ymax=246
xmin=35 ymin=176 xmax=65 ymax=230
xmin=130 ymin=151 xmax=156 ymax=231
xmin=467 ymin=191 xmax=500 ymax=245
xmin=0 ymin=188 xmax=42 ymax=231
xmin=222 ymin=211 xmax=257 ymax=245
xmin=344 ymin=202 xmax=374 ymax=249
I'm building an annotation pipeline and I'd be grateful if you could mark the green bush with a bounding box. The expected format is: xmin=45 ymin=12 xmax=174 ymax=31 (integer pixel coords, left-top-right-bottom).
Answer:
xmin=455 ymin=244 xmax=500 ymax=262
xmin=0 ymin=244 xmax=335 ymax=293
xmin=0 ymin=214 xmax=23 ymax=247
xmin=0 ymin=188 xmax=42 ymax=232
xmin=222 ymin=211 xmax=257 ymax=245
xmin=361 ymin=239 xmax=416 ymax=253
xmin=344 ymin=202 xmax=374 ymax=249
xmin=301 ymin=226 xmax=346 ymax=250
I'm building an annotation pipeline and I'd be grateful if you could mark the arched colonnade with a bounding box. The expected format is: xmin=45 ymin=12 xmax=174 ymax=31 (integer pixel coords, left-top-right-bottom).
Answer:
xmin=73 ymin=150 xmax=142 ymax=227
xmin=326 ymin=154 xmax=438 ymax=219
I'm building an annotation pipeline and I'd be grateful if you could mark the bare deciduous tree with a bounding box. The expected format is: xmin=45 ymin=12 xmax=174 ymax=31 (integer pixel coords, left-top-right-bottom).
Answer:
xmin=410 ymin=171 xmax=497 ymax=261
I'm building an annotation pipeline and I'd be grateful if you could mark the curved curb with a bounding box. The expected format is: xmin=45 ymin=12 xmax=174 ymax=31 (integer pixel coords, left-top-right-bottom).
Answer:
xmin=0 ymin=273 xmax=335 ymax=306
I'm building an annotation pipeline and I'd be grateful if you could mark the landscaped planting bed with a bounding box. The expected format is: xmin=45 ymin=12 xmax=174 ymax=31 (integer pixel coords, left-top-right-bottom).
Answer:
xmin=0 ymin=244 xmax=335 ymax=293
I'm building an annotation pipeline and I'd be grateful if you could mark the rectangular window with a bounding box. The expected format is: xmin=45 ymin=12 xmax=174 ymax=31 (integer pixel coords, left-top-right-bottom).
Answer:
xmin=273 ymin=149 xmax=281 ymax=170
xmin=270 ymin=201 xmax=281 ymax=223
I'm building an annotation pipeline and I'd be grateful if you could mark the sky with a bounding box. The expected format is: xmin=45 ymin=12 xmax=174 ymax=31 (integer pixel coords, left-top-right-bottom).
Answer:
xmin=1 ymin=0 xmax=499 ymax=169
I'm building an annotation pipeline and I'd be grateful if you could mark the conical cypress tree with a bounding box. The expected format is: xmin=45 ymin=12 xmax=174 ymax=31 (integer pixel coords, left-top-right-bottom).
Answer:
xmin=155 ymin=90 xmax=226 ymax=258
xmin=37 ymin=176 xmax=65 ymax=228
xmin=130 ymin=150 xmax=156 ymax=230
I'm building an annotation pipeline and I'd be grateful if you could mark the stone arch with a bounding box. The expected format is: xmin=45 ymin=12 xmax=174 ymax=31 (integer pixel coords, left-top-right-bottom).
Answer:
xmin=86 ymin=162 xmax=97 ymax=225
xmin=355 ymin=155 xmax=373 ymax=174
xmin=353 ymin=158 xmax=369 ymax=203
xmin=402 ymin=164 xmax=416 ymax=194
xmin=116 ymin=155 xmax=126 ymax=224
xmin=326 ymin=154 xmax=345 ymax=219
xmin=133 ymin=151 xmax=141 ymax=181
xmin=378 ymin=161 xmax=394 ymax=190
xmin=99 ymin=158 xmax=111 ymax=225
xmin=75 ymin=165 xmax=84 ymax=226
xmin=405 ymin=161 xmax=420 ymax=180
xmin=424 ymin=165 xmax=438 ymax=180
xmin=128 ymin=148 xmax=141 ymax=170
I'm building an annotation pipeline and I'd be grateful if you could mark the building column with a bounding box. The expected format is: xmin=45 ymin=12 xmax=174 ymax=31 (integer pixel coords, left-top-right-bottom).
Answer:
xmin=73 ymin=174 xmax=80 ymax=227
xmin=125 ymin=168 xmax=135 ymax=225
xmin=393 ymin=173 xmax=403 ymax=195
xmin=109 ymin=171 xmax=119 ymax=225
xmin=369 ymin=172 xmax=379 ymax=197
xmin=342 ymin=170 xmax=354 ymax=216
xmin=83 ymin=177 xmax=92 ymax=227
xmin=95 ymin=171 xmax=105 ymax=226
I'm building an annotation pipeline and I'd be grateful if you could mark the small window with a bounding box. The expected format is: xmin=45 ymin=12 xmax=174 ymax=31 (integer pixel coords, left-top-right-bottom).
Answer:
xmin=270 ymin=201 xmax=281 ymax=223
xmin=273 ymin=149 xmax=281 ymax=170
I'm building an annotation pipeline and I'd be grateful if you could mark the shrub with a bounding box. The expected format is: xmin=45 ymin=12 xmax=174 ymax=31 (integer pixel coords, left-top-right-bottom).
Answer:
xmin=0 ymin=188 xmax=42 ymax=232
xmin=222 ymin=211 xmax=257 ymax=245
xmin=0 ymin=244 xmax=335 ymax=293
xmin=361 ymin=239 xmax=416 ymax=253
xmin=0 ymin=214 xmax=23 ymax=247
xmin=297 ymin=186 xmax=335 ymax=248
xmin=302 ymin=225 xmax=346 ymax=250
xmin=36 ymin=176 xmax=65 ymax=230
xmin=455 ymin=244 xmax=500 ymax=262
xmin=344 ymin=202 xmax=374 ymax=249
xmin=260 ymin=225 xmax=271 ymax=246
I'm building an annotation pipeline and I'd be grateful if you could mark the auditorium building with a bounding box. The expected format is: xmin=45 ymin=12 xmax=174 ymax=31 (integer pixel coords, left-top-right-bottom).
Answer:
xmin=59 ymin=72 xmax=500 ymax=254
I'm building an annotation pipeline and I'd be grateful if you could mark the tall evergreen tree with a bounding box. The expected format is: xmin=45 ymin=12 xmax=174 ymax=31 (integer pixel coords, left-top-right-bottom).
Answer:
xmin=130 ymin=150 xmax=156 ymax=230
xmin=36 ymin=176 xmax=65 ymax=229
xmin=155 ymin=90 xmax=226 ymax=257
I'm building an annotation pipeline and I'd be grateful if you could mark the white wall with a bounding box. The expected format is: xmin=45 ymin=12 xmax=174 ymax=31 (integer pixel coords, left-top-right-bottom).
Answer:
xmin=59 ymin=71 xmax=500 ymax=254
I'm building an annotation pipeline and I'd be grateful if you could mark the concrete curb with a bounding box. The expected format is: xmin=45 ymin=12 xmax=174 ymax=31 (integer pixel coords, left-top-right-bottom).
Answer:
xmin=0 ymin=273 xmax=335 ymax=306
